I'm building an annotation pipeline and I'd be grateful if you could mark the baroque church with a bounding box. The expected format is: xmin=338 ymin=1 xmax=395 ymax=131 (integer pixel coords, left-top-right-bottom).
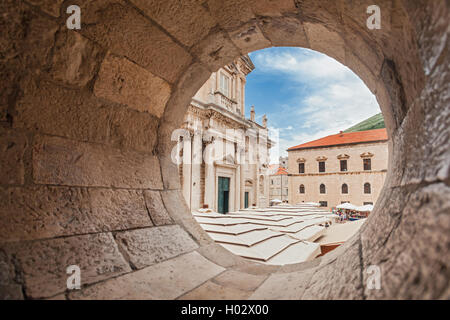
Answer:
xmin=176 ymin=55 xmax=272 ymax=213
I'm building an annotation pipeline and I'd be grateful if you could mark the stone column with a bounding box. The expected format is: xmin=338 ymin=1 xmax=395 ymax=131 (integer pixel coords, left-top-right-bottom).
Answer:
xmin=190 ymin=131 xmax=202 ymax=211
xmin=182 ymin=132 xmax=192 ymax=209
xmin=235 ymin=144 xmax=241 ymax=211
xmin=203 ymin=136 xmax=215 ymax=211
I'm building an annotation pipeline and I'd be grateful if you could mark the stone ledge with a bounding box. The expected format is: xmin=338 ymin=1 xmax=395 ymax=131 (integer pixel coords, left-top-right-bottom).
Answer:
xmin=114 ymin=225 xmax=199 ymax=269
xmin=69 ymin=251 xmax=225 ymax=299
xmin=3 ymin=233 xmax=131 ymax=299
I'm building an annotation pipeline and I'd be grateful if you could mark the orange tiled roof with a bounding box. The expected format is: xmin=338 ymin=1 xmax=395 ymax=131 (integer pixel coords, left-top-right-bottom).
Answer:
xmin=287 ymin=128 xmax=388 ymax=151
xmin=274 ymin=167 xmax=288 ymax=175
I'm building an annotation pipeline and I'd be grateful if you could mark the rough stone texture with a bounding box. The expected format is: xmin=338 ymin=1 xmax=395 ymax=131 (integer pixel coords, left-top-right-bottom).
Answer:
xmin=362 ymin=184 xmax=450 ymax=299
xmin=114 ymin=225 xmax=198 ymax=269
xmin=15 ymin=78 xmax=159 ymax=153
xmin=303 ymin=22 xmax=346 ymax=63
xmin=32 ymin=135 xmax=163 ymax=189
xmin=249 ymin=0 xmax=298 ymax=17
xmin=129 ymin=0 xmax=217 ymax=47
xmin=3 ymin=233 xmax=131 ymax=298
xmin=143 ymin=191 xmax=173 ymax=226
xmin=302 ymin=236 xmax=364 ymax=299
xmin=258 ymin=16 xmax=309 ymax=48
xmin=191 ymin=30 xmax=242 ymax=72
xmin=250 ymin=269 xmax=315 ymax=300
xmin=161 ymin=190 xmax=214 ymax=246
xmin=0 ymin=250 xmax=23 ymax=300
xmin=0 ymin=0 xmax=448 ymax=301
xmin=70 ymin=251 xmax=225 ymax=299
xmin=94 ymin=53 xmax=171 ymax=118
xmin=49 ymin=31 xmax=104 ymax=87
xmin=178 ymin=280 xmax=250 ymax=300
xmin=0 ymin=128 xmax=27 ymax=186
xmin=212 ymin=270 xmax=268 ymax=292
xmin=207 ymin=0 xmax=255 ymax=31
xmin=79 ymin=0 xmax=192 ymax=84
xmin=27 ymin=0 xmax=64 ymax=17
xmin=229 ymin=22 xmax=271 ymax=53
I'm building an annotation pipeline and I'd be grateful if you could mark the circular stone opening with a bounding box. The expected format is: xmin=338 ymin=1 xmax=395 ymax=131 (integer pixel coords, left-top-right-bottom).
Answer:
xmin=1 ymin=0 xmax=447 ymax=300
xmin=176 ymin=46 xmax=388 ymax=266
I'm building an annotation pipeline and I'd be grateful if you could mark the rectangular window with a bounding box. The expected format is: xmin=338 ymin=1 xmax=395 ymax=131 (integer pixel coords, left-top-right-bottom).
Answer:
xmin=319 ymin=161 xmax=325 ymax=173
xmin=341 ymin=201 xmax=350 ymax=204
xmin=298 ymin=163 xmax=305 ymax=173
xmin=220 ymin=73 xmax=229 ymax=97
xmin=319 ymin=201 xmax=328 ymax=207
xmin=364 ymin=202 xmax=373 ymax=205
xmin=363 ymin=158 xmax=371 ymax=171
xmin=340 ymin=160 xmax=347 ymax=172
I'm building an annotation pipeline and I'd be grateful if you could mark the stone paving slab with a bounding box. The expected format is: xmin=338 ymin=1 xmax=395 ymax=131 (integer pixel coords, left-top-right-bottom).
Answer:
xmin=114 ymin=225 xmax=199 ymax=269
xmin=220 ymin=236 xmax=299 ymax=261
xmin=200 ymin=223 xmax=268 ymax=235
xmin=209 ymin=229 xmax=285 ymax=247
xmin=70 ymin=251 xmax=225 ymax=300
xmin=262 ymin=241 xmax=321 ymax=266
xmin=289 ymin=225 xmax=326 ymax=242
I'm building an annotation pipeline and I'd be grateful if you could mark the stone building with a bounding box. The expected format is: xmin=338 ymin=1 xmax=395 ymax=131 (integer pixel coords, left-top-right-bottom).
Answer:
xmin=177 ymin=56 xmax=272 ymax=213
xmin=287 ymin=129 xmax=388 ymax=209
xmin=269 ymin=166 xmax=289 ymax=203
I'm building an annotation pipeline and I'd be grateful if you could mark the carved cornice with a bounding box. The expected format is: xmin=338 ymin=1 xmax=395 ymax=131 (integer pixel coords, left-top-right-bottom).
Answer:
xmin=337 ymin=154 xmax=350 ymax=160
xmin=360 ymin=152 xmax=374 ymax=158
xmin=297 ymin=158 xmax=306 ymax=163
xmin=316 ymin=156 xmax=328 ymax=162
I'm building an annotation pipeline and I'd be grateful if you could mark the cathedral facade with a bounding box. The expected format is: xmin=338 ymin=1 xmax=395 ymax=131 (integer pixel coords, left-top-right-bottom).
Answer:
xmin=175 ymin=56 xmax=272 ymax=213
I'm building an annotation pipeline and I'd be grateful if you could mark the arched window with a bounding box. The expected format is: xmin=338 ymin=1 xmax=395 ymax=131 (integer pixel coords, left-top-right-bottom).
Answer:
xmin=342 ymin=183 xmax=348 ymax=194
xmin=299 ymin=184 xmax=305 ymax=194
xmin=364 ymin=183 xmax=371 ymax=194
xmin=320 ymin=184 xmax=326 ymax=194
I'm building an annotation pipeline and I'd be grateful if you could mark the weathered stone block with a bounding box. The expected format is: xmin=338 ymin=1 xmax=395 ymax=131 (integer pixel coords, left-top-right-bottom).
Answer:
xmin=303 ymin=23 xmax=346 ymax=63
xmin=207 ymin=0 xmax=254 ymax=31
xmin=27 ymin=0 xmax=64 ymax=17
xmin=0 ymin=128 xmax=27 ymax=186
xmin=129 ymin=0 xmax=216 ymax=47
xmin=302 ymin=236 xmax=364 ymax=299
xmin=0 ymin=186 xmax=153 ymax=243
xmin=32 ymin=135 xmax=163 ymax=189
xmin=15 ymin=78 xmax=159 ymax=153
xmin=80 ymin=0 xmax=192 ymax=83
xmin=178 ymin=281 xmax=250 ymax=300
xmin=161 ymin=190 xmax=214 ymax=245
xmin=115 ymin=225 xmax=198 ymax=269
xmin=212 ymin=270 xmax=267 ymax=292
xmin=70 ymin=251 xmax=224 ymax=299
xmin=49 ymin=31 xmax=103 ymax=87
xmin=191 ymin=30 xmax=241 ymax=72
xmin=362 ymin=183 xmax=450 ymax=299
xmin=229 ymin=22 xmax=271 ymax=53
xmin=4 ymin=233 xmax=131 ymax=298
xmin=250 ymin=269 xmax=315 ymax=299
xmin=0 ymin=0 xmax=58 ymax=70
xmin=143 ymin=190 xmax=173 ymax=226
xmin=94 ymin=53 xmax=171 ymax=118
xmin=258 ymin=16 xmax=309 ymax=48
xmin=249 ymin=0 xmax=298 ymax=17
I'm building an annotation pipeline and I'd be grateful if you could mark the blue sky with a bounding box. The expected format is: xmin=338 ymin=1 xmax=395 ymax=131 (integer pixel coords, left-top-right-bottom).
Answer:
xmin=245 ymin=47 xmax=381 ymax=164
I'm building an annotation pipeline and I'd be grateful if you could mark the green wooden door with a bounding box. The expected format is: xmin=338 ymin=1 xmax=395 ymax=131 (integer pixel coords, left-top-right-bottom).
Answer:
xmin=218 ymin=177 xmax=230 ymax=214
xmin=244 ymin=192 xmax=249 ymax=208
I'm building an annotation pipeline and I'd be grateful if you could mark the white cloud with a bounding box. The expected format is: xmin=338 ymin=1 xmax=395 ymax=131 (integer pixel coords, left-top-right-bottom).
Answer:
xmin=255 ymin=48 xmax=381 ymax=163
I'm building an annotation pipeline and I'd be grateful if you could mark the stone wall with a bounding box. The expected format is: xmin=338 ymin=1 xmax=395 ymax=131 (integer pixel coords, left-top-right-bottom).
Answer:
xmin=0 ymin=0 xmax=448 ymax=299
